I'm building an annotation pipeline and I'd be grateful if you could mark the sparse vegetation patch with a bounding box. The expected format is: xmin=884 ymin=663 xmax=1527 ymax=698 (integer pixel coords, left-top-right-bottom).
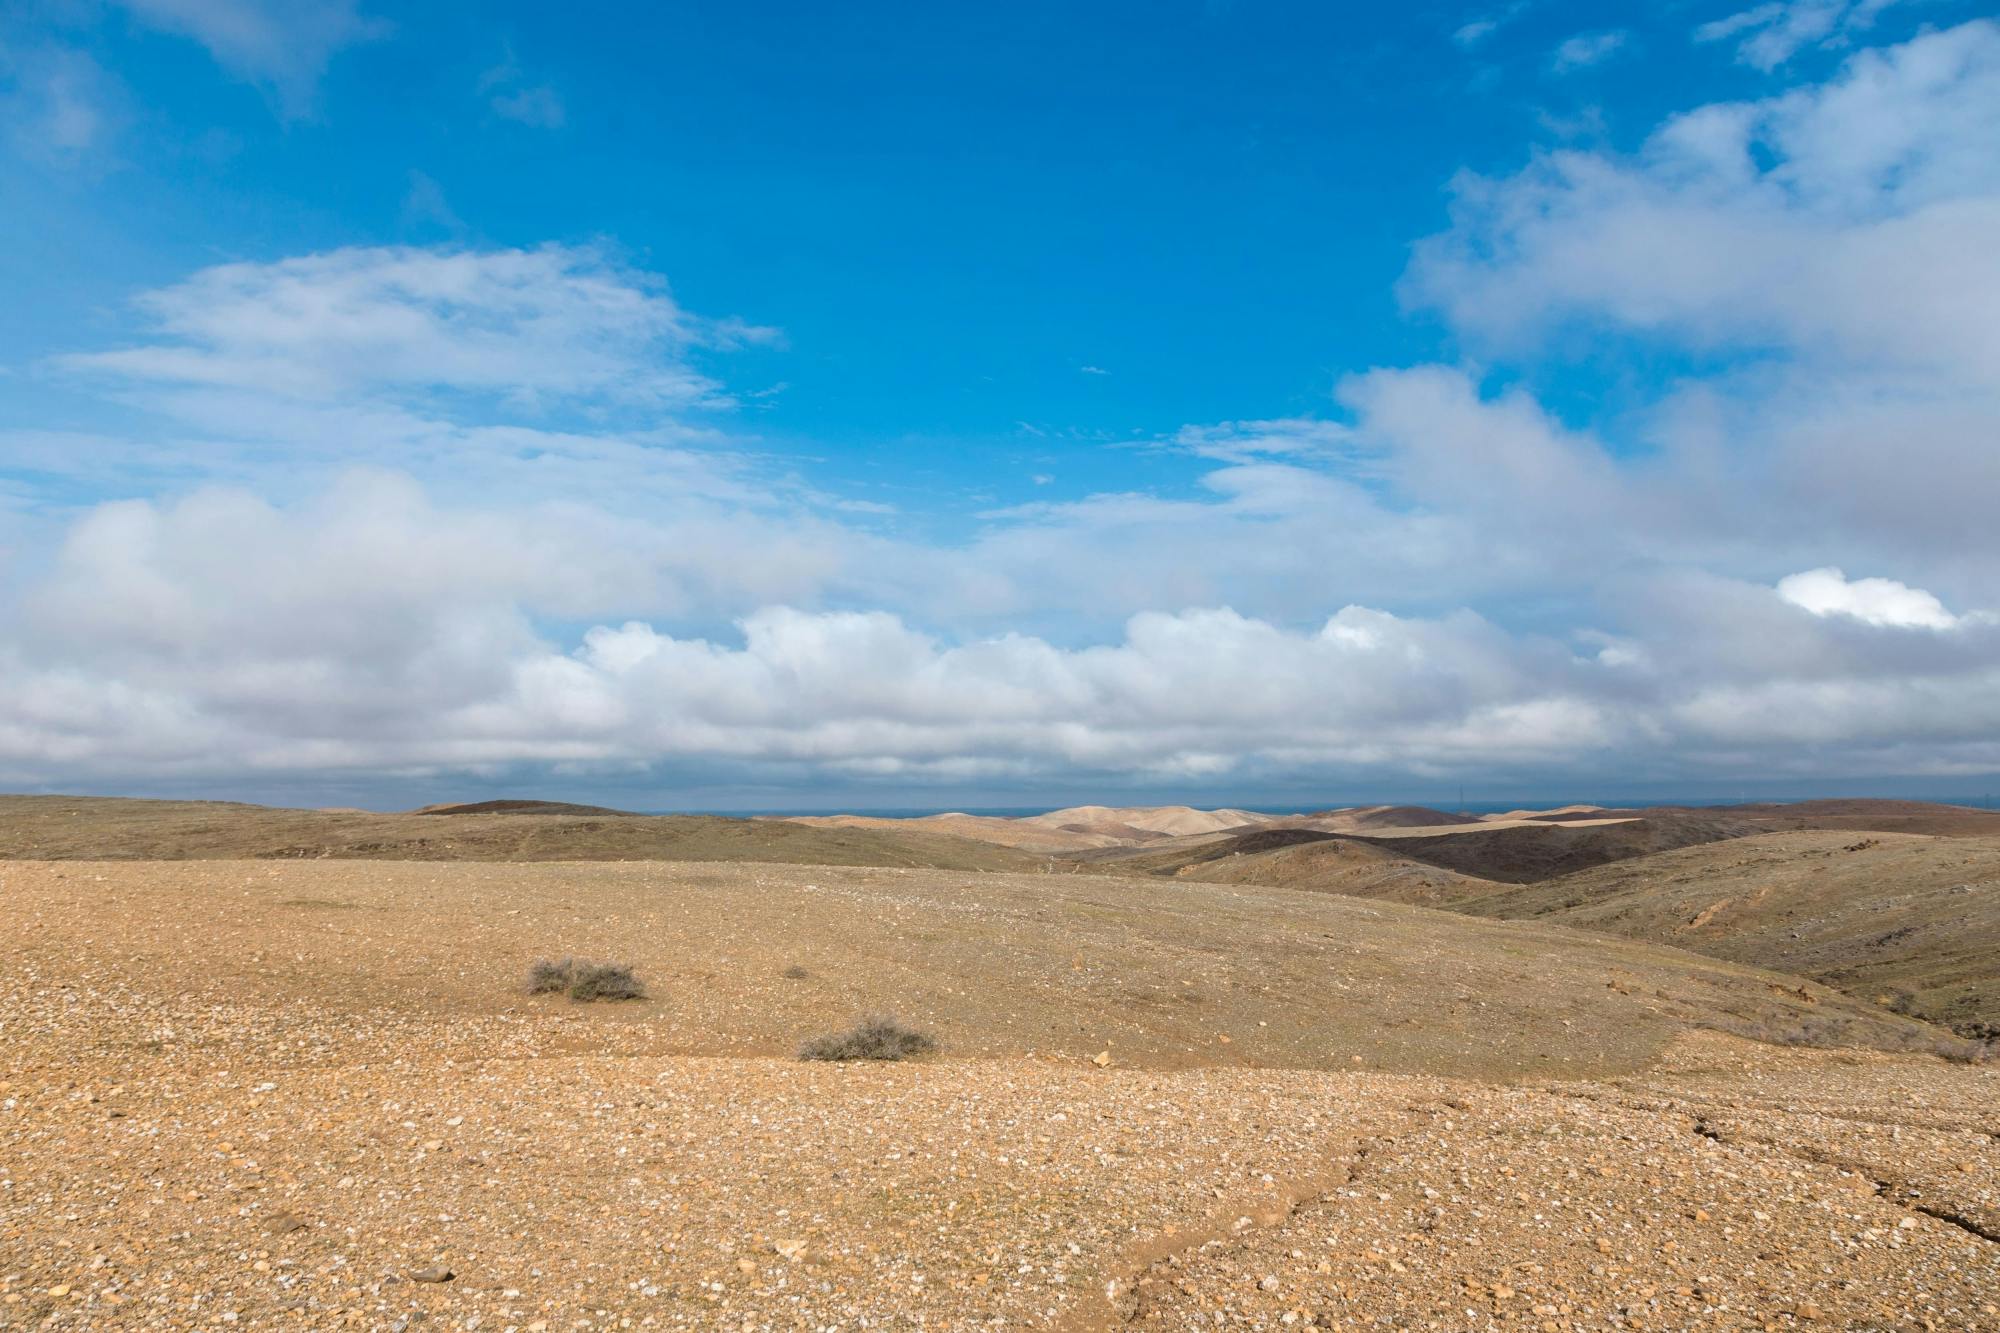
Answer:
xmin=798 ymin=1014 xmax=935 ymax=1061
xmin=527 ymin=957 xmax=645 ymax=1002
xmin=1701 ymin=1013 xmax=1994 ymax=1064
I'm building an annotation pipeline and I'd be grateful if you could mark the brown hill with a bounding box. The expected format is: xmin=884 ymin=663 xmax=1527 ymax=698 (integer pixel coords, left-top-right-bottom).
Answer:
xmin=1086 ymin=811 xmax=1760 ymax=888
xmin=1144 ymin=832 xmax=1495 ymax=910
xmin=413 ymin=799 xmax=641 ymax=817
xmin=1298 ymin=804 xmax=1483 ymax=831
xmin=0 ymin=795 xmax=1039 ymax=872
xmin=1700 ymin=798 xmax=2000 ymax=837
xmin=1349 ymin=812 xmax=1761 ymax=883
xmin=1454 ymin=830 xmax=2000 ymax=1035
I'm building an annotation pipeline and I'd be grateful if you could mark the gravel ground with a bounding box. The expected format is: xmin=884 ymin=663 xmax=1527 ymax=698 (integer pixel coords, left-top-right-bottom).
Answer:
xmin=2 ymin=860 xmax=1995 ymax=1330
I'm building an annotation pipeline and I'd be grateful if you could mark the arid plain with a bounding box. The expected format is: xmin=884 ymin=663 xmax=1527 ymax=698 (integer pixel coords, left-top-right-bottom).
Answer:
xmin=2 ymin=795 xmax=1997 ymax=1330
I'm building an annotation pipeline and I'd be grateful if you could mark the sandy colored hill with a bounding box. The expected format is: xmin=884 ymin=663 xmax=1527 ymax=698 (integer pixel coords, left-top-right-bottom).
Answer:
xmin=0 ymin=795 xmax=1040 ymax=872
xmin=1457 ymin=829 xmax=2000 ymax=1036
xmin=1293 ymin=804 xmax=1484 ymax=831
xmin=3 ymin=856 xmax=1995 ymax=1330
xmin=780 ymin=811 xmax=1130 ymax=853
xmin=1022 ymin=804 xmax=1274 ymax=838
xmin=1482 ymin=803 xmax=1609 ymax=821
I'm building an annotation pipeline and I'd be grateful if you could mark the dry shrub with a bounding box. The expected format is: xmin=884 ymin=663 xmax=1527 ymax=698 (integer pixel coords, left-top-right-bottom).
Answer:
xmin=798 ymin=1014 xmax=935 ymax=1062
xmin=527 ymin=958 xmax=575 ymax=994
xmin=1701 ymin=1013 xmax=1993 ymax=1064
xmin=526 ymin=957 xmax=645 ymax=1002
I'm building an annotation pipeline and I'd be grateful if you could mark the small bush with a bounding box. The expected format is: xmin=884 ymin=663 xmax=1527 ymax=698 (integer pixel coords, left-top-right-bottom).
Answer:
xmin=798 ymin=1014 xmax=935 ymax=1062
xmin=526 ymin=957 xmax=645 ymax=1002
xmin=782 ymin=964 xmax=810 ymax=980
xmin=527 ymin=958 xmax=575 ymax=994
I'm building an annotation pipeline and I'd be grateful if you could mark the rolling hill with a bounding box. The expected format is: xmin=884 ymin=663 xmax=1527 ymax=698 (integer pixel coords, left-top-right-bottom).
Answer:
xmin=0 ymin=795 xmax=1042 ymax=871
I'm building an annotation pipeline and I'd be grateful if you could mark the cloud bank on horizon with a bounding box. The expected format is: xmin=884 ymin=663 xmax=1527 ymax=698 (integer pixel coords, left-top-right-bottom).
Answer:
xmin=2 ymin=1 xmax=1997 ymax=800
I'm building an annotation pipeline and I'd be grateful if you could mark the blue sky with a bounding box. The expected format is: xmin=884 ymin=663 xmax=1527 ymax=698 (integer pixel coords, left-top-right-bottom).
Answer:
xmin=3 ymin=0 xmax=1999 ymax=809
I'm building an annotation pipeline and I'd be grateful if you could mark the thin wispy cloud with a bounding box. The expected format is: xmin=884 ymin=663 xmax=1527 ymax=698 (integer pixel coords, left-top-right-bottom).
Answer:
xmin=114 ymin=0 xmax=385 ymax=115
xmin=1551 ymin=29 xmax=1627 ymax=71
xmin=0 ymin=44 xmax=121 ymax=162
xmin=1696 ymin=0 xmax=1904 ymax=70
xmin=479 ymin=45 xmax=565 ymax=128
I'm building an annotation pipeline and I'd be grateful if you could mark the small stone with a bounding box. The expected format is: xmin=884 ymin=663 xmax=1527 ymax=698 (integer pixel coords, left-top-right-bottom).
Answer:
xmin=1092 ymin=1050 xmax=1111 ymax=1068
xmin=1259 ymin=1275 xmax=1280 ymax=1292
xmin=408 ymin=1267 xmax=453 ymax=1283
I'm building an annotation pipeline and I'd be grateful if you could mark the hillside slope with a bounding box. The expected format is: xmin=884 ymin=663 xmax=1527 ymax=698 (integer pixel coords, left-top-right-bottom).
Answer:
xmin=1460 ymin=830 xmax=2000 ymax=1034
xmin=0 ymin=796 xmax=1041 ymax=871
xmin=4 ymin=855 xmax=1974 ymax=1079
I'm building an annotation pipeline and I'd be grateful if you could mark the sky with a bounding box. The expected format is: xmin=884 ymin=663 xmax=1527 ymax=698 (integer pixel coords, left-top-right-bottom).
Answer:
xmin=2 ymin=0 xmax=1998 ymax=811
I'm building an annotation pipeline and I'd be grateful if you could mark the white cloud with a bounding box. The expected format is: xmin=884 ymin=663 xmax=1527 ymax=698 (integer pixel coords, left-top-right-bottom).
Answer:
xmin=400 ymin=170 xmax=463 ymax=233
xmin=58 ymin=244 xmax=772 ymax=410
xmin=490 ymin=84 xmax=564 ymax=128
xmin=0 ymin=44 xmax=122 ymax=161
xmin=8 ymin=486 xmax=2000 ymax=787
xmin=1695 ymin=0 xmax=1903 ymax=71
xmin=10 ymin=22 xmax=2000 ymax=794
xmin=1454 ymin=18 xmax=1501 ymax=50
xmin=1551 ymin=30 xmax=1628 ymax=72
xmin=1453 ymin=3 xmax=1527 ymax=50
xmin=1409 ymin=20 xmax=2000 ymax=381
xmin=1776 ymin=567 xmax=1960 ymax=629
xmin=115 ymin=0 xmax=384 ymax=114
xmin=1169 ymin=417 xmax=1353 ymax=464
xmin=479 ymin=45 xmax=565 ymax=129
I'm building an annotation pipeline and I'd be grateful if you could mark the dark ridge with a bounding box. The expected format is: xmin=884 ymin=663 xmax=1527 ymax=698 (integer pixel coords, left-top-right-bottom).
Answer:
xmin=413 ymin=799 xmax=640 ymax=817
xmin=1186 ymin=827 xmax=1344 ymax=861
xmin=1350 ymin=814 xmax=1760 ymax=884
xmin=1350 ymin=805 xmax=1484 ymax=827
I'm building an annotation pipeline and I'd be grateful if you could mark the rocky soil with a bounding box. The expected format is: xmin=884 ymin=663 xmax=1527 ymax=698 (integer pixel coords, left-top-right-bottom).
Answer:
xmin=2 ymin=858 xmax=1995 ymax=1330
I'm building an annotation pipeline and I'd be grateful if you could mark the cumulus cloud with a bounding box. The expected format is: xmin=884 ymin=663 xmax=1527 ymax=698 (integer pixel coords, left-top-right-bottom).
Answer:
xmin=8 ymin=22 xmax=2000 ymax=795
xmin=115 ymin=0 xmax=384 ymax=114
xmin=8 ymin=482 xmax=1999 ymax=789
xmin=1776 ymin=567 xmax=1961 ymax=629
xmin=1407 ymin=20 xmax=2000 ymax=379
